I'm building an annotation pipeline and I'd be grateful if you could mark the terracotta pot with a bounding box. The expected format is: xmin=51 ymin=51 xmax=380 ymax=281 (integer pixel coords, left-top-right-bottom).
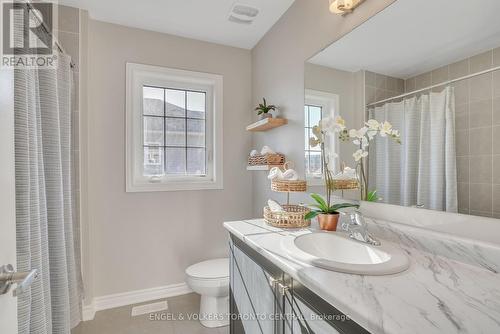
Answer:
xmin=317 ymin=213 xmax=339 ymax=231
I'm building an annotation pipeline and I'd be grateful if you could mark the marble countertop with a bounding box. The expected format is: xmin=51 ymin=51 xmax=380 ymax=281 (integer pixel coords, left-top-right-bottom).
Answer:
xmin=224 ymin=219 xmax=500 ymax=334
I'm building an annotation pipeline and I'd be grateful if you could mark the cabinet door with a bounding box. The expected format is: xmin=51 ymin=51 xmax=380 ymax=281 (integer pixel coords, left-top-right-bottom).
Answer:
xmin=286 ymin=281 xmax=370 ymax=334
xmin=284 ymin=291 xmax=341 ymax=334
xmin=230 ymin=239 xmax=282 ymax=334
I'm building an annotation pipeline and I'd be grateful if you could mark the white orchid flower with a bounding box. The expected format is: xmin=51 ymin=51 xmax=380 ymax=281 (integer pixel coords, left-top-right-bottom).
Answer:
xmin=361 ymin=136 xmax=369 ymax=149
xmin=365 ymin=119 xmax=379 ymax=130
xmin=380 ymin=121 xmax=393 ymax=137
xmin=312 ymin=125 xmax=322 ymax=139
xmin=367 ymin=129 xmax=377 ymax=141
xmin=353 ymin=149 xmax=368 ymax=162
xmin=333 ymin=116 xmax=346 ymax=132
xmin=309 ymin=137 xmax=320 ymax=147
xmin=349 ymin=127 xmax=368 ymax=139
xmin=319 ymin=117 xmax=335 ymax=132
xmin=353 ymin=136 xmax=369 ymax=149
xmin=391 ymin=129 xmax=400 ymax=138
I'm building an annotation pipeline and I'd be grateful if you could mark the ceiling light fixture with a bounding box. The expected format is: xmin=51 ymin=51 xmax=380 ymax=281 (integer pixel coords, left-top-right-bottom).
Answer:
xmin=228 ymin=3 xmax=260 ymax=25
xmin=329 ymin=0 xmax=365 ymax=15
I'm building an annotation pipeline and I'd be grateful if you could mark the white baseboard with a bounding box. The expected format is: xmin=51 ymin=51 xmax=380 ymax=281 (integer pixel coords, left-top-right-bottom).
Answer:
xmin=82 ymin=282 xmax=192 ymax=321
xmin=82 ymin=304 xmax=96 ymax=321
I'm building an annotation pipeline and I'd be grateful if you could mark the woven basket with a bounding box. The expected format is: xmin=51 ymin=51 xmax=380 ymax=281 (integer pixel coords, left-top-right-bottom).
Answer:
xmin=263 ymin=205 xmax=311 ymax=228
xmin=271 ymin=179 xmax=307 ymax=192
xmin=248 ymin=153 xmax=285 ymax=166
xmin=328 ymin=179 xmax=359 ymax=190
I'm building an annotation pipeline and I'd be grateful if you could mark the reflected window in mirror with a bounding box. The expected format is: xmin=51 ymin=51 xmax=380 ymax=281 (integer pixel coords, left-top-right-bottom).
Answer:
xmin=304 ymin=90 xmax=339 ymax=185
xmin=304 ymin=104 xmax=322 ymax=177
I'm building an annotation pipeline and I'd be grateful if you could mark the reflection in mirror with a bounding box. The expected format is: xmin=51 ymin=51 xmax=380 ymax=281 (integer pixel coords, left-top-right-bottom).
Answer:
xmin=305 ymin=0 xmax=500 ymax=218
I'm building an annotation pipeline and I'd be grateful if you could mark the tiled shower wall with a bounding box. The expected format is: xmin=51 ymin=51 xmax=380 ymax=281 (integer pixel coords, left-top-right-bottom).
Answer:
xmin=365 ymin=48 xmax=500 ymax=218
xmin=365 ymin=71 xmax=405 ymax=105
xmin=56 ymin=5 xmax=82 ymax=237
xmin=404 ymin=47 xmax=500 ymax=218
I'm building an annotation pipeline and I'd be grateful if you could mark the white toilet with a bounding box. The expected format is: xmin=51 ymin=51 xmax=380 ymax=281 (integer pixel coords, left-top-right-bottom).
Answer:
xmin=185 ymin=258 xmax=230 ymax=328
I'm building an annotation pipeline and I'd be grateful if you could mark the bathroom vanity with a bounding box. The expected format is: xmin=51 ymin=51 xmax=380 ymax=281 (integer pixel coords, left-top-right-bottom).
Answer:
xmin=229 ymin=230 xmax=368 ymax=334
xmin=225 ymin=218 xmax=500 ymax=334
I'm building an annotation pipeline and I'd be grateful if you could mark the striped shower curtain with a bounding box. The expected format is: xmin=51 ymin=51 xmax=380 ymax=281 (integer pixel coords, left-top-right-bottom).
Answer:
xmin=14 ymin=52 xmax=83 ymax=333
xmin=368 ymin=87 xmax=458 ymax=212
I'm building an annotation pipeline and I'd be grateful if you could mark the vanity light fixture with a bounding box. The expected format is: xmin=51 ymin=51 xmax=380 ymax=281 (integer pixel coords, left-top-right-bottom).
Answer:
xmin=329 ymin=0 xmax=365 ymax=15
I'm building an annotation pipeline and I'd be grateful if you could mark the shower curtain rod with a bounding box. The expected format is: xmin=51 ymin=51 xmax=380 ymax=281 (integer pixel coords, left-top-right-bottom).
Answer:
xmin=366 ymin=64 xmax=500 ymax=107
xmin=26 ymin=2 xmax=76 ymax=69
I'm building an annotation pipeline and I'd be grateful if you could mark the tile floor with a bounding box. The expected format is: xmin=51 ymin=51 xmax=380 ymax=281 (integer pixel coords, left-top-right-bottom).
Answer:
xmin=72 ymin=293 xmax=229 ymax=334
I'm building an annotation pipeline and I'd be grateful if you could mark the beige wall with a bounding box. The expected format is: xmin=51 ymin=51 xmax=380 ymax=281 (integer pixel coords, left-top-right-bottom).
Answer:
xmin=251 ymin=0 xmax=396 ymax=214
xmin=85 ymin=20 xmax=252 ymax=298
xmin=81 ymin=0 xmax=397 ymax=301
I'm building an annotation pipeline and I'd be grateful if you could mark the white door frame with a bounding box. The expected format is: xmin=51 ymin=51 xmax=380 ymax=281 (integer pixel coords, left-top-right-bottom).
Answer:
xmin=0 ymin=67 xmax=18 ymax=332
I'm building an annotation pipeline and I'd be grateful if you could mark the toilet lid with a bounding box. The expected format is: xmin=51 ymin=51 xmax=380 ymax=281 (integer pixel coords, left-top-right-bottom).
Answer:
xmin=186 ymin=258 xmax=229 ymax=279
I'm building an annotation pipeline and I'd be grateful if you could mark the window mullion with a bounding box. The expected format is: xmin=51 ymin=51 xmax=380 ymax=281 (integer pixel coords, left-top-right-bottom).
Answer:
xmin=204 ymin=92 xmax=207 ymax=175
xmin=163 ymin=88 xmax=167 ymax=175
xmin=184 ymin=92 xmax=188 ymax=175
xmin=320 ymin=106 xmax=323 ymax=174
xmin=307 ymin=106 xmax=311 ymax=175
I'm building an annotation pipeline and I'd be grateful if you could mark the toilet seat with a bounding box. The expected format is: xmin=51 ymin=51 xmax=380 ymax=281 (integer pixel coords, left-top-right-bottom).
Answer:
xmin=186 ymin=258 xmax=229 ymax=280
xmin=185 ymin=258 xmax=230 ymax=328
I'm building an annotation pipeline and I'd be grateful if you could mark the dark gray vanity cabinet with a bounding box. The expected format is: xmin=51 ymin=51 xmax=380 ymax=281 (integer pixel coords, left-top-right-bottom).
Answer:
xmin=230 ymin=238 xmax=283 ymax=333
xmin=229 ymin=235 xmax=370 ymax=334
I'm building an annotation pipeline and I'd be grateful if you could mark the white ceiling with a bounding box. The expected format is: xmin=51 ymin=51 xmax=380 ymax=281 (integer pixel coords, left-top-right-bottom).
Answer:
xmin=59 ymin=0 xmax=295 ymax=49
xmin=309 ymin=0 xmax=500 ymax=79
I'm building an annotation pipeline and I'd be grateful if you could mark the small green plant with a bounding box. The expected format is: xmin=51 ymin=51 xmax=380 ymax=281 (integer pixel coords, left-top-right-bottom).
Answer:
xmin=366 ymin=190 xmax=381 ymax=202
xmin=255 ymin=98 xmax=277 ymax=115
xmin=304 ymin=193 xmax=359 ymax=220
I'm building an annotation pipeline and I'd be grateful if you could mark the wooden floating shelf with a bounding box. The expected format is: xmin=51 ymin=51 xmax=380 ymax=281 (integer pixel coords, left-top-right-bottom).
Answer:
xmin=246 ymin=165 xmax=282 ymax=171
xmin=246 ymin=118 xmax=288 ymax=132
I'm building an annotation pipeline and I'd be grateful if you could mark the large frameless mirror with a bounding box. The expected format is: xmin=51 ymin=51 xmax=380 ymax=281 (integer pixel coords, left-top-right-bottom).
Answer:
xmin=305 ymin=0 xmax=500 ymax=219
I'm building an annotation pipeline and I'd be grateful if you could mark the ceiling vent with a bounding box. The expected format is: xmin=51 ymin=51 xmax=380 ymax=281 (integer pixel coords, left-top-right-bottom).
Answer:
xmin=228 ymin=3 xmax=259 ymax=25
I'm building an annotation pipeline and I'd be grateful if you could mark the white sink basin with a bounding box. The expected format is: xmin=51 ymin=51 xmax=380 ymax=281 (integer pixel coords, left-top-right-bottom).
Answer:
xmin=282 ymin=232 xmax=409 ymax=275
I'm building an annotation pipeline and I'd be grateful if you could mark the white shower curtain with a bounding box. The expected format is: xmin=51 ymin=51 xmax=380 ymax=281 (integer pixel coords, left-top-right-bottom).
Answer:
xmin=368 ymin=87 xmax=458 ymax=212
xmin=14 ymin=52 xmax=83 ymax=333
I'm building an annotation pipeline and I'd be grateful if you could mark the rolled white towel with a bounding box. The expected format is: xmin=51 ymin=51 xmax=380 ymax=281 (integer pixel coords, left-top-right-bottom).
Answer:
xmin=333 ymin=166 xmax=357 ymax=180
xmin=260 ymin=145 xmax=275 ymax=155
xmin=267 ymin=167 xmax=284 ymax=180
xmin=267 ymin=199 xmax=285 ymax=213
xmin=249 ymin=149 xmax=259 ymax=157
xmin=282 ymin=169 xmax=299 ymax=181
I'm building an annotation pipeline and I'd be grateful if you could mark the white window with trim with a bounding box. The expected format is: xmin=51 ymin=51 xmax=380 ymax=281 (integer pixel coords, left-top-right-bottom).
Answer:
xmin=126 ymin=63 xmax=223 ymax=192
xmin=304 ymin=89 xmax=339 ymax=185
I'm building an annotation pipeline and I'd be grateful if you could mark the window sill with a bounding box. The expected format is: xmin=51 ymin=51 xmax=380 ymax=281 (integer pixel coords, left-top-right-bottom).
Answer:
xmin=126 ymin=179 xmax=223 ymax=192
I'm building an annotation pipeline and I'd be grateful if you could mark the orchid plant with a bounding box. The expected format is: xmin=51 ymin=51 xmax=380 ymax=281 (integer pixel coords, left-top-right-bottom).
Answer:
xmin=306 ymin=118 xmax=357 ymax=216
xmin=308 ymin=120 xmax=337 ymax=211
xmin=310 ymin=116 xmax=401 ymax=201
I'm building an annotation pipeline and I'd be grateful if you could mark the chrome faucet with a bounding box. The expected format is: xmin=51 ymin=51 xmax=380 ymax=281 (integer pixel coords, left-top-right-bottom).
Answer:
xmin=340 ymin=211 xmax=381 ymax=246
